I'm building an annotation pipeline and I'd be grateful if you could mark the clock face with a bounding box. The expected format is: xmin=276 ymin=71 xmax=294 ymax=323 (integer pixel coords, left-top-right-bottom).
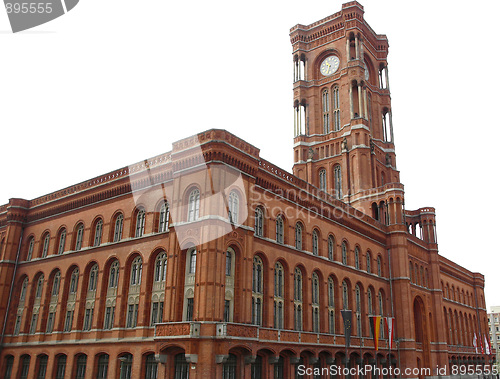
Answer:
xmin=320 ymin=56 xmax=340 ymax=76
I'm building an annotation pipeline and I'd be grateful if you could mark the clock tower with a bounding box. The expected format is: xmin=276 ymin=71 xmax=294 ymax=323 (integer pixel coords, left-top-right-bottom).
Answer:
xmin=290 ymin=1 xmax=403 ymax=224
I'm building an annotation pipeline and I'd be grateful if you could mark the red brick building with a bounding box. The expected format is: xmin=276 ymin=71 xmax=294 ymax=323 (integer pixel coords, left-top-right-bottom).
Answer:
xmin=0 ymin=2 xmax=491 ymax=378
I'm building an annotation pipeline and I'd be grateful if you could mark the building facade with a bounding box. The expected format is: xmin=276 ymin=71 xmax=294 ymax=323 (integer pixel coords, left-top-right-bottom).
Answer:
xmin=488 ymin=307 xmax=500 ymax=371
xmin=0 ymin=2 xmax=492 ymax=379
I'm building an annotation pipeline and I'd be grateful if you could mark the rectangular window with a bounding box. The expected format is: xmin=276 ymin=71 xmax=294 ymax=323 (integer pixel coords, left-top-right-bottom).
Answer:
xmin=224 ymin=300 xmax=230 ymax=322
xmin=126 ymin=304 xmax=135 ymax=328
xmin=46 ymin=312 xmax=55 ymax=333
xmin=14 ymin=315 xmax=22 ymax=335
xmin=29 ymin=313 xmax=38 ymax=334
xmin=151 ymin=302 xmax=159 ymax=326
xmin=64 ymin=310 xmax=73 ymax=332
xmin=104 ymin=306 xmax=115 ymax=330
xmin=83 ymin=308 xmax=93 ymax=331
xmin=186 ymin=298 xmax=194 ymax=321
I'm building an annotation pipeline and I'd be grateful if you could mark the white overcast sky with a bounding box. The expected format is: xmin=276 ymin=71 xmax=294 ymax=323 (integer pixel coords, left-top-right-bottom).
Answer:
xmin=1 ymin=1 xmax=499 ymax=307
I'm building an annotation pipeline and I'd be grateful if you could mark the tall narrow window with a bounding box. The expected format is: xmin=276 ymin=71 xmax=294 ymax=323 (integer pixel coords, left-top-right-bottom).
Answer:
xmin=254 ymin=207 xmax=264 ymax=237
xmin=356 ymin=285 xmax=362 ymax=336
xmin=322 ymin=89 xmax=330 ymax=133
xmin=88 ymin=264 xmax=98 ymax=292
xmin=228 ymin=191 xmax=239 ymax=224
xmin=189 ymin=249 xmax=197 ymax=274
xmin=341 ymin=241 xmax=348 ymax=265
xmin=75 ymin=355 xmax=87 ymax=379
xmin=274 ymin=262 xmax=284 ymax=329
xmin=109 ymin=261 xmax=119 ymax=288
xmin=158 ymin=202 xmax=169 ymax=232
xmin=333 ymin=86 xmax=340 ymax=131
xmin=342 ymin=281 xmax=349 ymax=309
xmin=57 ymin=229 xmax=66 ymax=255
xmin=377 ymin=256 xmax=382 ymax=277
xmin=41 ymin=233 xmax=50 ymax=258
xmin=26 ymin=237 xmax=34 ymax=261
xmin=295 ymin=222 xmax=302 ymax=250
xmin=366 ymin=252 xmax=372 ymax=274
xmin=276 ymin=216 xmax=284 ymax=244
xmin=35 ymin=275 xmax=44 ymax=298
xmin=69 ymin=269 xmax=79 ymax=293
xmin=20 ymin=277 xmax=28 ymax=302
xmin=334 ymin=165 xmax=342 ymax=199
xmin=145 ymin=354 xmax=158 ymax=379
xmin=20 ymin=355 xmax=30 ymax=379
xmin=154 ymin=252 xmax=167 ymax=282
xmin=93 ymin=220 xmax=103 ymax=247
xmin=135 ymin=209 xmax=146 ymax=238
xmin=4 ymin=355 xmax=13 ymax=379
xmin=52 ymin=272 xmax=61 ymax=296
xmin=225 ymin=250 xmax=232 ymax=276
xmin=186 ymin=298 xmax=194 ymax=321
xmin=294 ymin=268 xmax=303 ymax=331
xmin=130 ymin=257 xmax=143 ymax=286
xmin=188 ymin=189 xmax=200 ymax=222
xmin=355 ymin=247 xmax=360 ymax=269
xmin=312 ymin=272 xmax=320 ymax=332
xmin=328 ymin=235 xmax=335 ymax=261
xmin=113 ymin=214 xmax=124 ymax=242
xmin=312 ymin=230 xmax=319 ymax=256
xmin=328 ymin=277 xmax=335 ymax=334
xmin=55 ymin=355 xmax=67 ymax=379
xmin=319 ymin=169 xmax=327 ymax=192
xmin=75 ymin=224 xmax=84 ymax=251
xmin=252 ymin=256 xmax=264 ymax=325
xmin=96 ymin=354 xmax=109 ymax=379
xmin=36 ymin=355 xmax=48 ymax=379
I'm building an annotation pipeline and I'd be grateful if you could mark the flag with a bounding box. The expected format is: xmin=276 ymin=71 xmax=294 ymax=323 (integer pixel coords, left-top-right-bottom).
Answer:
xmin=385 ymin=317 xmax=395 ymax=350
xmin=369 ymin=315 xmax=381 ymax=350
xmin=473 ymin=333 xmax=478 ymax=354
xmin=480 ymin=333 xmax=484 ymax=354
xmin=341 ymin=310 xmax=352 ymax=348
xmin=484 ymin=335 xmax=491 ymax=355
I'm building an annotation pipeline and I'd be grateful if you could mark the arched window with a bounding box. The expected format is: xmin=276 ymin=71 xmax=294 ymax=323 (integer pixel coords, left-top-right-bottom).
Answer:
xmin=130 ymin=257 xmax=142 ymax=286
xmin=225 ymin=250 xmax=232 ymax=276
xmin=254 ymin=207 xmax=264 ymax=237
xmin=334 ymin=165 xmax=342 ymax=199
xmin=333 ymin=86 xmax=340 ymax=131
xmin=367 ymin=288 xmax=373 ymax=315
xmin=342 ymin=281 xmax=349 ymax=309
xmin=276 ymin=216 xmax=284 ymax=244
xmin=145 ymin=354 xmax=158 ymax=379
xmin=366 ymin=252 xmax=372 ymax=274
xmin=322 ymin=89 xmax=330 ymax=133
xmin=135 ymin=209 xmax=146 ymax=238
xmin=228 ymin=191 xmax=239 ymax=224
xmin=69 ymin=268 xmax=79 ymax=294
xmin=35 ymin=275 xmax=44 ymax=298
xmin=274 ymin=262 xmax=284 ymax=329
xmin=355 ymin=285 xmax=362 ymax=336
xmin=312 ymin=229 xmax=319 ymax=256
xmin=75 ymin=224 xmax=84 ymax=251
xmin=41 ymin=233 xmax=50 ymax=258
xmin=88 ymin=264 xmax=98 ymax=292
xmin=328 ymin=277 xmax=335 ymax=334
xmin=108 ymin=260 xmax=119 ymax=288
xmin=57 ymin=229 xmax=66 ymax=255
xmin=319 ymin=169 xmax=327 ymax=192
xmin=55 ymin=355 xmax=67 ymax=379
xmin=252 ymin=256 xmax=264 ymax=325
xmin=187 ymin=189 xmax=200 ymax=222
xmin=96 ymin=354 xmax=109 ymax=379
xmin=93 ymin=219 xmax=103 ymax=247
xmin=20 ymin=277 xmax=28 ymax=302
xmin=51 ymin=272 xmax=61 ymax=296
xmin=113 ymin=214 xmax=124 ymax=242
xmin=341 ymin=241 xmax=348 ymax=265
xmin=155 ymin=252 xmax=167 ymax=282
xmin=26 ymin=237 xmax=35 ymax=261
xmin=158 ymin=202 xmax=169 ymax=233
xmin=328 ymin=235 xmax=335 ymax=261
xmin=377 ymin=256 xmax=382 ymax=277
xmin=354 ymin=247 xmax=360 ymax=269
xmin=188 ymin=249 xmax=197 ymax=274
xmin=75 ymin=354 xmax=87 ymax=379
xmin=312 ymin=272 xmax=320 ymax=332
xmin=294 ymin=268 xmax=303 ymax=331
xmin=118 ymin=354 xmax=133 ymax=379
xmin=295 ymin=222 xmax=302 ymax=250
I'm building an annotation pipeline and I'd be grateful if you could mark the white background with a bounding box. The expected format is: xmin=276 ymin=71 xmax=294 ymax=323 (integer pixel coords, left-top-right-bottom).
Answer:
xmin=1 ymin=1 xmax=499 ymax=308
